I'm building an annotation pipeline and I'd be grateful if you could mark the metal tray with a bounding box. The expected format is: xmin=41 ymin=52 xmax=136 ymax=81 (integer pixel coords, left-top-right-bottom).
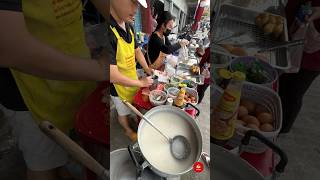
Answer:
xmin=176 ymin=65 xmax=192 ymax=78
xmin=212 ymin=4 xmax=290 ymax=70
xmin=175 ymin=63 xmax=203 ymax=84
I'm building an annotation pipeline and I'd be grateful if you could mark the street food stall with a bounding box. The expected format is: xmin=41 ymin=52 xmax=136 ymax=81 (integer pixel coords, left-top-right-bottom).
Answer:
xmin=110 ymin=33 xmax=211 ymax=179
xmin=109 ymin=0 xmax=211 ymax=179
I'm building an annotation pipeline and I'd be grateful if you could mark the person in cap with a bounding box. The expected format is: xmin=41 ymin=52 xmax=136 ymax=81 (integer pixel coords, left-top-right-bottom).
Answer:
xmin=109 ymin=0 xmax=153 ymax=141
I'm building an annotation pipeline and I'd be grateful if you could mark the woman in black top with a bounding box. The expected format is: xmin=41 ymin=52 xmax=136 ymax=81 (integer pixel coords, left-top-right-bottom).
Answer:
xmin=147 ymin=11 xmax=189 ymax=70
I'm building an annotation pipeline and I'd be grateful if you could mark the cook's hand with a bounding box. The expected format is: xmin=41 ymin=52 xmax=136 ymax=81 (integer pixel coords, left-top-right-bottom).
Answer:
xmin=139 ymin=76 xmax=153 ymax=87
xmin=145 ymin=68 xmax=153 ymax=76
xmin=306 ymin=7 xmax=320 ymax=22
xmin=179 ymin=39 xmax=189 ymax=47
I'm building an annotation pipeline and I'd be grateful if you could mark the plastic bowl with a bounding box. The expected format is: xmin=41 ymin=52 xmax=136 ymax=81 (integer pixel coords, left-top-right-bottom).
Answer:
xmin=170 ymin=77 xmax=181 ymax=86
xmin=167 ymin=87 xmax=180 ymax=99
xmin=185 ymin=87 xmax=199 ymax=105
xmin=164 ymin=84 xmax=176 ymax=92
xmin=230 ymin=56 xmax=278 ymax=90
xmin=149 ymin=90 xmax=167 ymax=106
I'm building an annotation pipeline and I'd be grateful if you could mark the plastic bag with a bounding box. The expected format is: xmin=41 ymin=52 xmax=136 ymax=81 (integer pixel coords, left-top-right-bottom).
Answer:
xmin=166 ymin=54 xmax=178 ymax=67
xmin=178 ymin=46 xmax=189 ymax=63
xmin=165 ymin=63 xmax=176 ymax=77
xmin=304 ymin=21 xmax=320 ymax=53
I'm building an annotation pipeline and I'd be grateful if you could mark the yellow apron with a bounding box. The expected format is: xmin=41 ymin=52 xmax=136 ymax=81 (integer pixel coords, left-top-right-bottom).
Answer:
xmin=10 ymin=0 xmax=95 ymax=132
xmin=110 ymin=26 xmax=139 ymax=103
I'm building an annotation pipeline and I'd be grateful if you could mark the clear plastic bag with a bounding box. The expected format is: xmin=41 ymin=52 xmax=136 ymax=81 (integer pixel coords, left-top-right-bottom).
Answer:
xmin=165 ymin=63 xmax=176 ymax=77
xmin=304 ymin=21 xmax=320 ymax=53
xmin=178 ymin=46 xmax=189 ymax=63
xmin=166 ymin=54 xmax=179 ymax=67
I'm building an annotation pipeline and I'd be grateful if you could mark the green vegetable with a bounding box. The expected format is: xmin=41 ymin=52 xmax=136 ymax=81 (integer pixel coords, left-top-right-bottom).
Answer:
xmin=182 ymin=81 xmax=194 ymax=88
xmin=233 ymin=61 xmax=268 ymax=84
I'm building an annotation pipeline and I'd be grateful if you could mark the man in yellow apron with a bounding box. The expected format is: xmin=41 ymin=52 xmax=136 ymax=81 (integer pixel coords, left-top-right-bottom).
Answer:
xmin=0 ymin=0 xmax=107 ymax=179
xmin=110 ymin=0 xmax=153 ymax=141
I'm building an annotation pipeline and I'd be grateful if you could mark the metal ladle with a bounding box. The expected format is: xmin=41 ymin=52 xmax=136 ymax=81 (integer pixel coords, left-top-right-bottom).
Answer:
xmin=123 ymin=100 xmax=191 ymax=160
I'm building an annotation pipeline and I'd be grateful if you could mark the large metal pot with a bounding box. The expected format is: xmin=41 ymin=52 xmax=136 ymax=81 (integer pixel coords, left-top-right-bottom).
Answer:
xmin=135 ymin=105 xmax=204 ymax=178
xmin=212 ymin=130 xmax=288 ymax=180
xmin=110 ymin=148 xmax=163 ymax=180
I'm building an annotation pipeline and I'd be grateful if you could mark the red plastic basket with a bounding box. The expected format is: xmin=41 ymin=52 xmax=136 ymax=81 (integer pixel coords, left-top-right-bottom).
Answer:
xmin=133 ymin=88 xmax=153 ymax=110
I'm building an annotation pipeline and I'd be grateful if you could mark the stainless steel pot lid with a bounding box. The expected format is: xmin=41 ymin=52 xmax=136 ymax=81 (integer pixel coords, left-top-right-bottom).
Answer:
xmin=211 ymin=143 xmax=264 ymax=180
xmin=110 ymin=148 xmax=163 ymax=180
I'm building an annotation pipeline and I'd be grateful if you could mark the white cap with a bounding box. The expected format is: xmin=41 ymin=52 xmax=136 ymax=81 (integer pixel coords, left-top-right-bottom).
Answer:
xmin=137 ymin=0 xmax=148 ymax=8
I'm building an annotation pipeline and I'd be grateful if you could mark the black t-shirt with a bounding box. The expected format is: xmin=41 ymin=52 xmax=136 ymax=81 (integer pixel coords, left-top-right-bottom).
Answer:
xmin=0 ymin=0 xmax=21 ymax=11
xmin=108 ymin=15 xmax=138 ymax=97
xmin=147 ymin=32 xmax=181 ymax=64
xmin=0 ymin=0 xmax=27 ymax=111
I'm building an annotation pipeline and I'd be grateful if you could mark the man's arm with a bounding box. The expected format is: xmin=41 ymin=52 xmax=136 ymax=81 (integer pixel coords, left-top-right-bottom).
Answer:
xmin=90 ymin=0 xmax=108 ymax=19
xmin=110 ymin=65 xmax=153 ymax=87
xmin=135 ymin=47 xmax=152 ymax=75
xmin=0 ymin=10 xmax=107 ymax=81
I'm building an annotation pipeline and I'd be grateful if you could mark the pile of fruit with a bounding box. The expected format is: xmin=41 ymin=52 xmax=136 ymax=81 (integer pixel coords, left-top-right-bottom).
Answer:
xmin=183 ymin=93 xmax=197 ymax=104
xmin=255 ymin=12 xmax=285 ymax=40
xmin=236 ymin=99 xmax=275 ymax=132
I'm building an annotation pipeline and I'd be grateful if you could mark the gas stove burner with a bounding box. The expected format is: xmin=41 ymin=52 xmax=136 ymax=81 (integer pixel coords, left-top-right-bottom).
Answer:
xmin=128 ymin=144 xmax=163 ymax=180
xmin=110 ymin=147 xmax=182 ymax=180
xmin=128 ymin=144 xmax=181 ymax=180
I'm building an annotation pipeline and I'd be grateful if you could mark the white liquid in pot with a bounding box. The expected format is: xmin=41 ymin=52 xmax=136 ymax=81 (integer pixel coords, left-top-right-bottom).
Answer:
xmin=139 ymin=111 xmax=199 ymax=175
